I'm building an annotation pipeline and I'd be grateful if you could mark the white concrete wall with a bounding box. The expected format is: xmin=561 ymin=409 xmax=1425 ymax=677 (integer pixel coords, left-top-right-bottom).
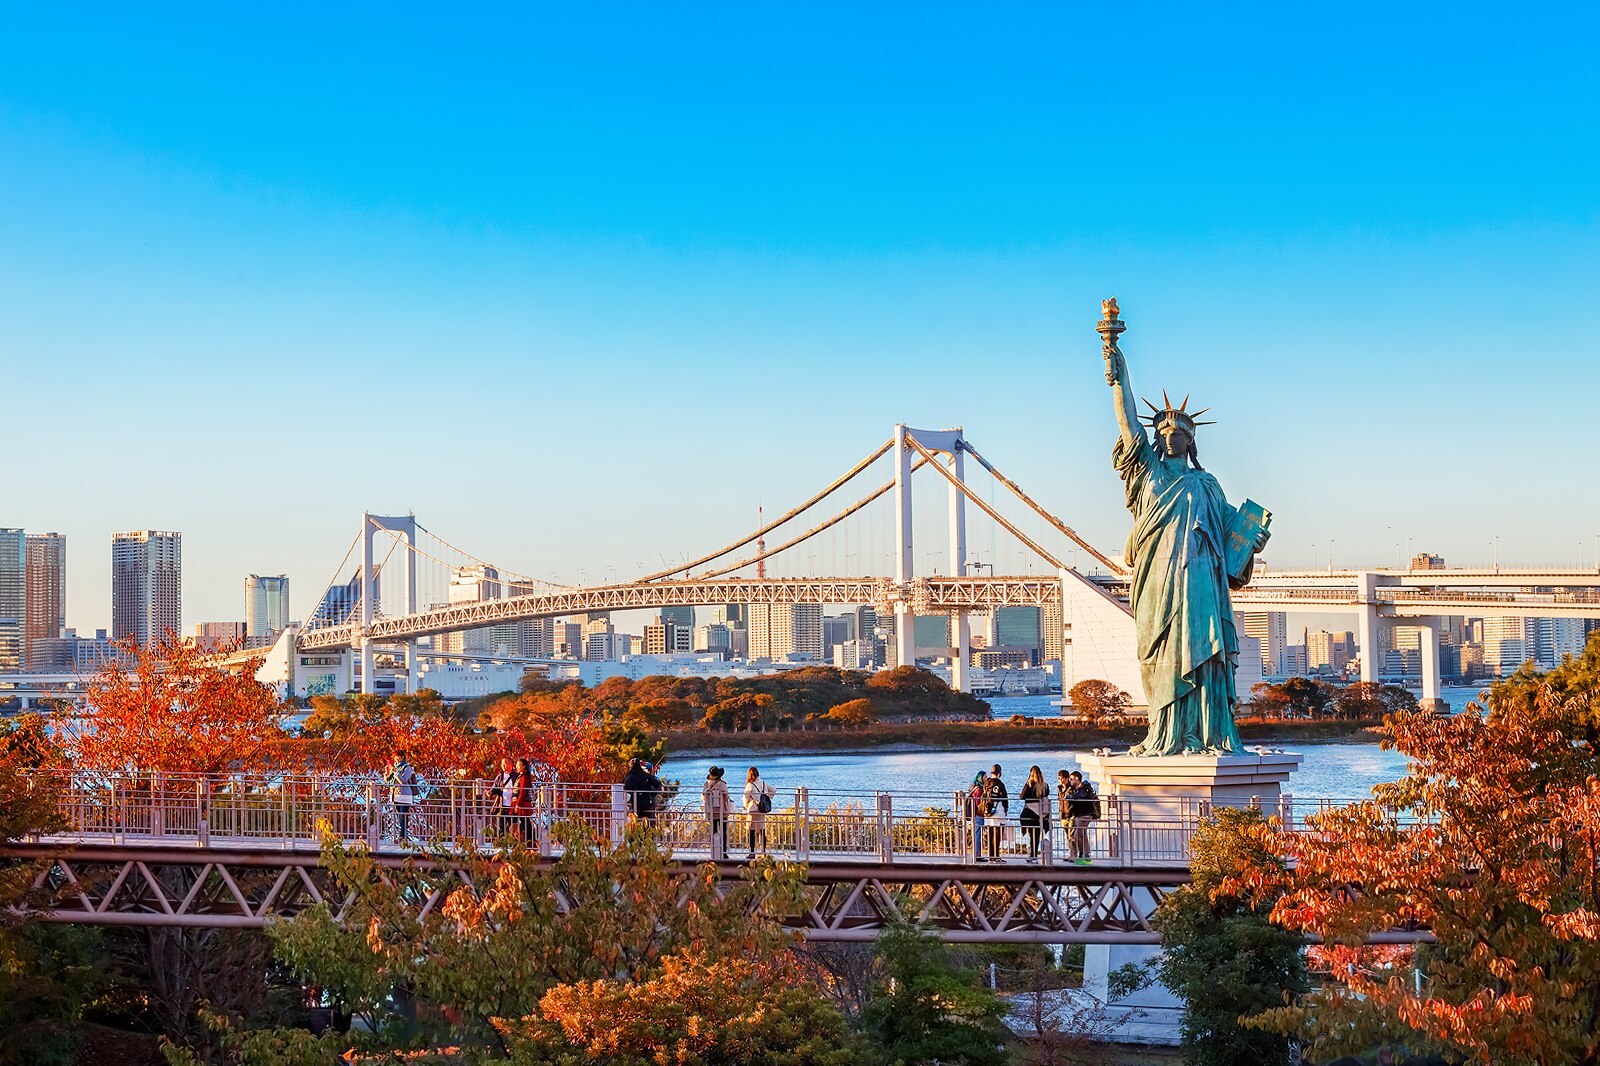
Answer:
xmin=1061 ymin=570 xmax=1145 ymax=707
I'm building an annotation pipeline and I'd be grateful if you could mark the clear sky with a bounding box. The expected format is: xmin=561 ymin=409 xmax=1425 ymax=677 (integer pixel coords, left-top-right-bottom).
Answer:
xmin=2 ymin=4 xmax=1597 ymax=632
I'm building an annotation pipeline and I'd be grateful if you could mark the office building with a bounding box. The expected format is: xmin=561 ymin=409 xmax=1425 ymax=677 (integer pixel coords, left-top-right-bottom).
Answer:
xmin=586 ymin=630 xmax=629 ymax=661
xmin=1306 ymin=630 xmax=1356 ymax=675
xmin=853 ymin=606 xmax=882 ymax=667
xmin=695 ymin=623 xmax=731 ymax=654
xmin=24 ymin=533 xmax=65 ymax=670
xmin=993 ymin=607 xmax=1042 ymax=657
xmin=1281 ymin=644 xmax=1308 ymax=676
xmin=1527 ymin=616 xmax=1588 ymax=670
xmin=553 ymin=621 xmax=584 ymax=658
xmin=1240 ymin=612 xmax=1287 ymax=675
xmin=1411 ymin=552 xmax=1446 ymax=570
xmin=913 ymin=614 xmax=951 ymax=655
xmin=1481 ymin=617 xmax=1529 ymax=675
xmin=30 ymin=628 xmax=121 ymax=673
xmin=193 ymin=621 xmax=247 ymax=652
xmin=974 ymin=646 xmax=1040 ymax=669
xmin=309 ymin=569 xmax=372 ymax=629
xmin=111 ymin=530 xmax=182 ymax=648
xmin=747 ymin=603 xmax=823 ymax=660
xmin=661 ymin=606 xmax=695 ymax=631
xmin=244 ymin=574 xmax=290 ymax=647
xmin=0 ymin=529 xmax=24 ymax=670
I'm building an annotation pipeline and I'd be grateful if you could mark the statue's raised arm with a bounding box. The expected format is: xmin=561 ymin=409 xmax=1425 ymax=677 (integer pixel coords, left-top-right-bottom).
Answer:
xmin=1097 ymin=298 xmax=1142 ymax=448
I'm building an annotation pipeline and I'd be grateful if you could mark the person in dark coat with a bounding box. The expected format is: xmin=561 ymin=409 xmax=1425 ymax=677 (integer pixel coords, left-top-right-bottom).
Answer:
xmin=623 ymin=758 xmax=663 ymax=824
xmin=983 ymin=764 xmax=1009 ymax=860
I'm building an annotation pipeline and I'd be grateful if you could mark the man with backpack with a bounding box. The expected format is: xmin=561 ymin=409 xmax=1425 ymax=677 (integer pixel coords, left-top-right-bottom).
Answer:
xmin=383 ymin=751 xmax=423 ymax=843
xmin=623 ymin=757 xmax=664 ymax=825
xmin=1066 ymin=770 xmax=1099 ymax=863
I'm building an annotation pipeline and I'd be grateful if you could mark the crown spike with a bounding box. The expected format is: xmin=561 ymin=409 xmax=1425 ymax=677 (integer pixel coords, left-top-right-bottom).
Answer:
xmin=1142 ymin=397 xmax=1160 ymax=412
xmin=1193 ymin=420 xmax=1216 ymax=426
xmin=1190 ymin=407 xmax=1211 ymax=418
xmin=1162 ymin=389 xmax=1172 ymax=410
xmin=1179 ymin=394 xmax=1189 ymax=412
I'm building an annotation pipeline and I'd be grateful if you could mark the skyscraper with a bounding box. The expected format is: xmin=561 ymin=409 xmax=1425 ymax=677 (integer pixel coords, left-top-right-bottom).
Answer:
xmin=244 ymin=574 xmax=290 ymax=647
xmin=661 ymin=606 xmax=695 ymax=631
xmin=1240 ymin=612 xmax=1287 ymax=675
xmin=0 ymin=529 xmax=23 ymax=670
xmin=746 ymin=603 xmax=822 ymax=660
xmin=111 ymin=531 xmax=182 ymax=648
xmin=993 ymin=607 xmax=1042 ymax=655
xmin=25 ymin=533 xmax=65 ymax=669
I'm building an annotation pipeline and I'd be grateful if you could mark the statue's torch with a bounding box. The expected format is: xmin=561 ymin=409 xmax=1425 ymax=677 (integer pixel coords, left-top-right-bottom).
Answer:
xmin=1096 ymin=297 xmax=1125 ymax=386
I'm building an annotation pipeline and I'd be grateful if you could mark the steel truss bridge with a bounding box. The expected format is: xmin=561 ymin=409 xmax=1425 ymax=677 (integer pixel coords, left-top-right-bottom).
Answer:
xmin=3 ymin=844 xmax=1190 ymax=945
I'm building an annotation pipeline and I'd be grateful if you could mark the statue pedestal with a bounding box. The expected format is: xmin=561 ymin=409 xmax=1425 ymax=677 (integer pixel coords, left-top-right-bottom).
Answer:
xmin=1073 ymin=751 xmax=1304 ymax=1045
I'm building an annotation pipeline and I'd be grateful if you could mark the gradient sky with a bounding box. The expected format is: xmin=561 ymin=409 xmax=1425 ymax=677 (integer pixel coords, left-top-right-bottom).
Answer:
xmin=2 ymin=4 xmax=1597 ymax=632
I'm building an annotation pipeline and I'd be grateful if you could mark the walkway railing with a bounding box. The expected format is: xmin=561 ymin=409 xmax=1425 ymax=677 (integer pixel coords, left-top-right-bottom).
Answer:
xmin=17 ymin=769 xmax=1375 ymax=868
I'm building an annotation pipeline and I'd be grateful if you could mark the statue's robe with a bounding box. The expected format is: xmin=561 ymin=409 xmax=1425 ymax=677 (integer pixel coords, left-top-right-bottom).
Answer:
xmin=1113 ymin=432 xmax=1247 ymax=756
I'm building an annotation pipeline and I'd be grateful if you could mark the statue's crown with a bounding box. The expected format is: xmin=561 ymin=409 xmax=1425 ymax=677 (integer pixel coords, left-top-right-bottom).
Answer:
xmin=1140 ymin=391 xmax=1215 ymax=434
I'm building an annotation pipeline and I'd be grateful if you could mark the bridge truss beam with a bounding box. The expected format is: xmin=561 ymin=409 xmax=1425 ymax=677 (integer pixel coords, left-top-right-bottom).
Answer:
xmin=8 ymin=844 xmax=1203 ymax=944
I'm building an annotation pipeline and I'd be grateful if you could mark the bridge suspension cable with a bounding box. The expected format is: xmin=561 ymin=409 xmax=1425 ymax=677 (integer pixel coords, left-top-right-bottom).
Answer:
xmin=304 ymin=532 xmax=361 ymax=630
xmin=904 ymin=436 xmax=1067 ymax=572
xmin=958 ymin=441 xmax=1126 ymax=574
xmin=636 ymin=438 xmax=895 ymax=582
xmin=693 ymin=457 xmax=930 ymax=581
xmin=413 ymin=522 xmax=569 ymax=590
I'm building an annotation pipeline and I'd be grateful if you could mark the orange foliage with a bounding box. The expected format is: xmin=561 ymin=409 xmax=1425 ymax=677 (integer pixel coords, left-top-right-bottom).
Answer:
xmin=67 ymin=635 xmax=286 ymax=774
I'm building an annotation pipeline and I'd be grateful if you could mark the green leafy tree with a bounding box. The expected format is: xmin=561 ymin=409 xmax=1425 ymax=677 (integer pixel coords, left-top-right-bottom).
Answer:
xmin=1148 ymin=806 xmax=1307 ymax=1066
xmin=859 ymin=921 xmax=1011 ymax=1066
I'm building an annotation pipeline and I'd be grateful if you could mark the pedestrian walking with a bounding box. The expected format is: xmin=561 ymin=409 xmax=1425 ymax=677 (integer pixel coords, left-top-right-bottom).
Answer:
xmin=1019 ymin=765 xmax=1050 ymax=861
xmin=1066 ymin=770 xmax=1099 ymax=863
xmin=984 ymin=764 xmax=1009 ymax=860
xmin=488 ymin=757 xmax=516 ymax=839
xmin=702 ymin=766 xmax=732 ymax=858
xmin=965 ymin=771 xmax=988 ymax=861
xmin=742 ymin=767 xmax=778 ymax=858
xmin=383 ymin=751 xmax=421 ymax=842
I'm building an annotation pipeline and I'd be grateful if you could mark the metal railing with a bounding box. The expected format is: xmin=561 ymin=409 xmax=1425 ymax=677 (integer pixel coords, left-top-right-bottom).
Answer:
xmin=18 ymin=769 xmax=1383 ymax=867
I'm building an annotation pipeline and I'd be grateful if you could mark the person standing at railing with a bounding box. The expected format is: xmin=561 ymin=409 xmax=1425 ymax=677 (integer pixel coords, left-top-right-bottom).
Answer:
xmin=624 ymin=758 xmax=663 ymax=825
xmin=383 ymin=752 xmax=421 ymax=842
xmin=983 ymin=765 xmax=1009 ymax=861
xmin=742 ymin=767 xmax=777 ymax=859
xmin=1056 ymin=769 xmax=1074 ymax=855
xmin=509 ymin=758 xmax=537 ymax=843
xmin=1019 ymin=766 xmax=1050 ymax=862
xmin=1065 ymin=771 xmax=1099 ymax=864
xmin=702 ymin=766 xmax=732 ymax=859
xmin=964 ymin=772 xmax=988 ymax=861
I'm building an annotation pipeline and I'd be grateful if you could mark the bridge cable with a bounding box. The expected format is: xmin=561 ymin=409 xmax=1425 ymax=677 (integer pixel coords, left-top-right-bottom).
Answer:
xmin=692 ymin=457 xmax=930 ymax=581
xmin=958 ymin=441 xmax=1127 ymax=575
xmin=413 ymin=522 xmax=569 ymax=589
xmin=636 ymin=438 xmax=895 ymax=582
xmin=305 ymin=532 xmax=361 ymax=630
xmin=905 ymin=437 xmax=1067 ymax=571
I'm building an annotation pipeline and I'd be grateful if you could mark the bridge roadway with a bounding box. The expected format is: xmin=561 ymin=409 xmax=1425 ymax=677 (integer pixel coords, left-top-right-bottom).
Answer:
xmin=294 ymin=568 xmax=1600 ymax=652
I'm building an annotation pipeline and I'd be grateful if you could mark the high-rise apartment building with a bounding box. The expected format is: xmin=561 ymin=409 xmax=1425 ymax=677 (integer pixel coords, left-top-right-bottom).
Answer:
xmin=1306 ymin=629 xmax=1356 ymax=675
xmin=1481 ymin=617 xmax=1529 ymax=675
xmin=1041 ymin=599 xmax=1064 ymax=662
xmin=853 ymin=606 xmax=882 ymax=667
xmin=0 ymin=529 xmax=24 ymax=670
xmin=244 ymin=574 xmax=290 ymax=647
xmin=111 ymin=531 xmax=182 ymax=648
xmin=1240 ymin=612 xmax=1287 ymax=675
xmin=193 ymin=621 xmax=247 ymax=652
xmin=24 ymin=533 xmax=65 ymax=670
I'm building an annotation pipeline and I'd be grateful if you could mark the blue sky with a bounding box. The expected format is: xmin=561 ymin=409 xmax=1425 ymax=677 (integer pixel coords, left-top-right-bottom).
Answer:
xmin=2 ymin=4 xmax=1597 ymax=631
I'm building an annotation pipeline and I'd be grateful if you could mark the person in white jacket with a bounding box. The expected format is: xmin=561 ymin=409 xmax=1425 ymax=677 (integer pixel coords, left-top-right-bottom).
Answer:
xmin=742 ymin=766 xmax=778 ymax=859
xmin=702 ymin=766 xmax=733 ymax=858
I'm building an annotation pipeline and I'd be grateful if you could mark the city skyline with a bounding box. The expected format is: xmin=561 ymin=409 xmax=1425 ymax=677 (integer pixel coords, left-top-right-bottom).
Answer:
xmin=3 ymin=7 xmax=1598 ymax=631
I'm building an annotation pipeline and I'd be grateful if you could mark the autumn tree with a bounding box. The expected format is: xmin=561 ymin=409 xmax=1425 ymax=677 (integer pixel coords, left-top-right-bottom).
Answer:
xmin=194 ymin=822 xmax=851 ymax=1063
xmin=1066 ymin=679 xmax=1131 ymax=723
xmin=1236 ymin=634 xmax=1600 ymax=1065
xmin=68 ymin=636 xmax=286 ymax=774
xmin=1247 ymin=676 xmax=1335 ymax=719
xmin=1330 ymin=681 xmax=1420 ymax=720
xmin=820 ymin=698 xmax=877 ymax=729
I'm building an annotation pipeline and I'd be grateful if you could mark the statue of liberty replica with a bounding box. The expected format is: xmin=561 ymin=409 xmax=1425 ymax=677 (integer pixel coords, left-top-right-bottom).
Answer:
xmin=1097 ymin=299 xmax=1271 ymax=756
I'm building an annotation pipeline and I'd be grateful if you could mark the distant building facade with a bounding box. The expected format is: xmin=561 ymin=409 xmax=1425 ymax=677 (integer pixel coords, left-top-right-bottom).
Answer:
xmin=24 ymin=533 xmax=65 ymax=670
xmin=244 ymin=574 xmax=290 ymax=647
xmin=0 ymin=529 xmax=24 ymax=671
xmin=111 ymin=531 xmax=181 ymax=648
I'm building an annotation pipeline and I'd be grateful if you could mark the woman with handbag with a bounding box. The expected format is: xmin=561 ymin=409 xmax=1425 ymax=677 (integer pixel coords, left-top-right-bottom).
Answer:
xmin=743 ymin=766 xmax=778 ymax=859
xmin=1019 ymin=765 xmax=1050 ymax=862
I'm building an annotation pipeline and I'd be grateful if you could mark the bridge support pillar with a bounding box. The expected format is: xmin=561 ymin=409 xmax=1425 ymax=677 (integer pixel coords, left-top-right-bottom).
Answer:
xmin=1414 ymin=617 xmax=1446 ymax=712
xmin=1356 ymin=571 xmax=1383 ymax=685
xmin=893 ymin=425 xmax=917 ymax=670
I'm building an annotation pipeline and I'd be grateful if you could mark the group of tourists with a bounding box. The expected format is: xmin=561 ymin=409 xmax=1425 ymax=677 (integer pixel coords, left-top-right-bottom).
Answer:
xmin=701 ymin=765 xmax=778 ymax=859
xmin=965 ymin=764 xmax=1099 ymax=864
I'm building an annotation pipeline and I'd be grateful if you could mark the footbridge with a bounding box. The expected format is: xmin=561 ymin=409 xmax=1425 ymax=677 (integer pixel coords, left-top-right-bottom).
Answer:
xmin=4 ymin=771 xmax=1423 ymax=945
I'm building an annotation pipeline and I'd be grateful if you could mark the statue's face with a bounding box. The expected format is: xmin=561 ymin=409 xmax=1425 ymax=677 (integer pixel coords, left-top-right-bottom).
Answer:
xmin=1158 ymin=422 xmax=1193 ymax=459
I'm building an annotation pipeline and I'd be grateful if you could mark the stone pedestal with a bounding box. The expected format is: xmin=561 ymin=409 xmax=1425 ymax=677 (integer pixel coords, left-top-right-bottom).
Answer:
xmin=1075 ymin=751 xmax=1303 ymax=1037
